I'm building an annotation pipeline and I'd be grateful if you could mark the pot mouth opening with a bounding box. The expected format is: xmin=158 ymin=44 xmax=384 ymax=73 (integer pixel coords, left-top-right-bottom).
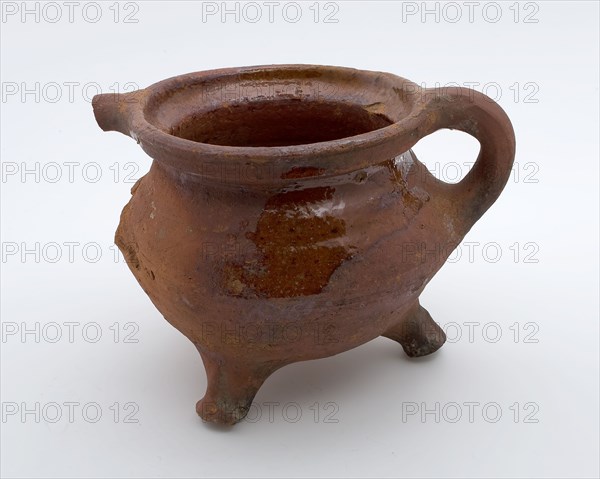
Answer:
xmin=170 ymin=98 xmax=394 ymax=148
xmin=133 ymin=65 xmax=425 ymax=180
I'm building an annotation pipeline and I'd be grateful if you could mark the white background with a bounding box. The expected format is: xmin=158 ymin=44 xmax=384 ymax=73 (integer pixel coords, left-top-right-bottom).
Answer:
xmin=1 ymin=1 xmax=599 ymax=478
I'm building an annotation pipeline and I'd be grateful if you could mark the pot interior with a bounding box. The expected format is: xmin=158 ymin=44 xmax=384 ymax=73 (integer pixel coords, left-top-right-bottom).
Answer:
xmin=144 ymin=66 xmax=418 ymax=155
xmin=171 ymin=99 xmax=394 ymax=147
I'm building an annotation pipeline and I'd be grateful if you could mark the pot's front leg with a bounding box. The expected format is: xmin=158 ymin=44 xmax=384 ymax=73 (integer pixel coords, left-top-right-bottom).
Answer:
xmin=196 ymin=350 xmax=280 ymax=425
xmin=382 ymin=300 xmax=446 ymax=358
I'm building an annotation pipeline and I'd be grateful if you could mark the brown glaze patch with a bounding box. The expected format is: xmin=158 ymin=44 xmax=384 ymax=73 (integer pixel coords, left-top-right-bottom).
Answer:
xmin=224 ymin=187 xmax=352 ymax=298
xmin=281 ymin=166 xmax=325 ymax=179
xmin=264 ymin=185 xmax=333 ymax=208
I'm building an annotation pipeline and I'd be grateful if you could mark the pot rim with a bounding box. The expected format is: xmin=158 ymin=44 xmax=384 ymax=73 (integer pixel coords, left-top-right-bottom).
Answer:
xmin=96 ymin=64 xmax=434 ymax=183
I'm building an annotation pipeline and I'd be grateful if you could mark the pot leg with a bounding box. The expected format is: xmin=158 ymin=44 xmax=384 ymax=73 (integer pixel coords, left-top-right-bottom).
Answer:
xmin=382 ymin=300 xmax=446 ymax=357
xmin=196 ymin=350 xmax=278 ymax=425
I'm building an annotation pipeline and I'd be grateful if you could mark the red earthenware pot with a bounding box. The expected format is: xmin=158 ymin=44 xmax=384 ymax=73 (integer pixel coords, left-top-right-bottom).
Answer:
xmin=93 ymin=65 xmax=515 ymax=425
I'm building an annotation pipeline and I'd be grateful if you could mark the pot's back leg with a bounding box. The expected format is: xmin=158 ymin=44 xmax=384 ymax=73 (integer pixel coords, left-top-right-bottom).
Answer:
xmin=382 ymin=300 xmax=446 ymax=358
xmin=196 ymin=349 xmax=282 ymax=425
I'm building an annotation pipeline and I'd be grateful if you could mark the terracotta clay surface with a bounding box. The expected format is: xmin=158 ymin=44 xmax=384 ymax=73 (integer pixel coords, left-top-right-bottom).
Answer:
xmin=93 ymin=65 xmax=515 ymax=425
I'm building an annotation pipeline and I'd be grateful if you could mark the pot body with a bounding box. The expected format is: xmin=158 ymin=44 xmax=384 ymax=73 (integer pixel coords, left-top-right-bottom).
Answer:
xmin=116 ymin=150 xmax=462 ymax=363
